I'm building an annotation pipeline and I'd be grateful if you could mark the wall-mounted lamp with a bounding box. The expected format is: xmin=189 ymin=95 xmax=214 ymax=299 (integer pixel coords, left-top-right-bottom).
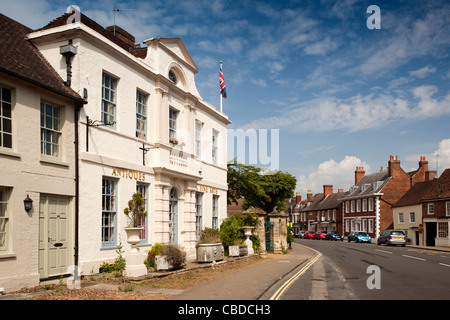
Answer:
xmin=23 ymin=194 xmax=33 ymax=212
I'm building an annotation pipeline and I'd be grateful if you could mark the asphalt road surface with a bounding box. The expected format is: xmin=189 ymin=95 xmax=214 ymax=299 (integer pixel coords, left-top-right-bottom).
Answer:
xmin=281 ymin=239 xmax=450 ymax=300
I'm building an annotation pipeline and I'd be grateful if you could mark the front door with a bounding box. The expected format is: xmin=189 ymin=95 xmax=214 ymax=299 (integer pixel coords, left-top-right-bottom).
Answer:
xmin=39 ymin=195 xmax=71 ymax=279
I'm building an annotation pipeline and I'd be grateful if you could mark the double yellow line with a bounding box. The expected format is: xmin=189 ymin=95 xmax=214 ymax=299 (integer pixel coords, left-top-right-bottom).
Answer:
xmin=269 ymin=244 xmax=322 ymax=300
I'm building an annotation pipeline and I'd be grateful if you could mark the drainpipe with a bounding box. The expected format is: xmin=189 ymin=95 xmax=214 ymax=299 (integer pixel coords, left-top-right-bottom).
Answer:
xmin=60 ymin=40 xmax=77 ymax=86
xmin=74 ymin=102 xmax=82 ymax=269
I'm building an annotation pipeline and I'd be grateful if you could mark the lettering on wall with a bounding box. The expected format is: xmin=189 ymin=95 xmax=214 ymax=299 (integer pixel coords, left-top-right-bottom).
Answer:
xmin=112 ymin=167 xmax=146 ymax=181
xmin=199 ymin=185 xmax=218 ymax=194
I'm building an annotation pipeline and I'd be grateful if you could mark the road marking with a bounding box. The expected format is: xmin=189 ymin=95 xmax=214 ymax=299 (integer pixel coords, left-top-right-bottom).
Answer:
xmin=375 ymin=249 xmax=392 ymax=254
xmin=439 ymin=263 xmax=450 ymax=267
xmin=402 ymin=254 xmax=426 ymax=261
xmin=270 ymin=244 xmax=322 ymax=300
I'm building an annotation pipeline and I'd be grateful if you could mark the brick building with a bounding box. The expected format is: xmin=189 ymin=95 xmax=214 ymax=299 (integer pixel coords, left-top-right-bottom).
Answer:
xmin=299 ymin=185 xmax=346 ymax=233
xmin=341 ymin=155 xmax=434 ymax=240
xmin=421 ymin=168 xmax=450 ymax=247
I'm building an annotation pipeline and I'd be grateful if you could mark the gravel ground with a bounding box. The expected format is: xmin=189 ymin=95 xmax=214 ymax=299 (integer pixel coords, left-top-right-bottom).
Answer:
xmin=8 ymin=255 xmax=264 ymax=300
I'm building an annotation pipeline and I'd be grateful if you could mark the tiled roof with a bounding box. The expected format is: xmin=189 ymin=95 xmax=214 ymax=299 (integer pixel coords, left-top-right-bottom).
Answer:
xmin=300 ymin=192 xmax=346 ymax=212
xmin=341 ymin=170 xmax=391 ymax=199
xmin=0 ymin=13 xmax=82 ymax=101
xmin=40 ymin=11 xmax=147 ymax=59
xmin=393 ymin=179 xmax=437 ymax=207
xmin=421 ymin=168 xmax=450 ymax=201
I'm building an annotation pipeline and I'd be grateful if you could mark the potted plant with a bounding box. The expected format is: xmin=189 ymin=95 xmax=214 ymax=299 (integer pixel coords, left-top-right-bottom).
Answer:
xmin=155 ymin=244 xmax=186 ymax=271
xmin=169 ymin=136 xmax=179 ymax=145
xmin=196 ymin=228 xmax=224 ymax=262
xmin=123 ymin=192 xmax=147 ymax=252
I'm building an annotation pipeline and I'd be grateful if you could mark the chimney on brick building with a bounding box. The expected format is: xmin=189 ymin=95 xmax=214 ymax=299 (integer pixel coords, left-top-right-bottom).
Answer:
xmin=294 ymin=192 xmax=302 ymax=204
xmin=355 ymin=166 xmax=365 ymax=184
xmin=307 ymin=189 xmax=313 ymax=201
xmin=338 ymin=188 xmax=344 ymax=193
xmin=323 ymin=185 xmax=333 ymax=197
xmin=106 ymin=25 xmax=136 ymax=47
xmin=418 ymin=156 xmax=428 ymax=172
xmin=388 ymin=155 xmax=401 ymax=177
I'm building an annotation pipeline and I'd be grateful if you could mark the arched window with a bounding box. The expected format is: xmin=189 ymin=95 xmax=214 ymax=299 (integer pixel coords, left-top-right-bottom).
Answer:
xmin=168 ymin=70 xmax=177 ymax=84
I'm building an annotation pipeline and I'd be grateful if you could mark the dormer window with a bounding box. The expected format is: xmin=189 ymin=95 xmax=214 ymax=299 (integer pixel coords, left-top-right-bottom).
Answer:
xmin=168 ymin=70 xmax=177 ymax=84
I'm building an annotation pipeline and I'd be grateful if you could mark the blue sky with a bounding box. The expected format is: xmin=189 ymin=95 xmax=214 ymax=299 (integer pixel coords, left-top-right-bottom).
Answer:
xmin=2 ymin=0 xmax=450 ymax=195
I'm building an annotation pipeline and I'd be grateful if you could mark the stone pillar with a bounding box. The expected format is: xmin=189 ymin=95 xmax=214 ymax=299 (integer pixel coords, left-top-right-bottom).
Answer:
xmin=242 ymin=206 xmax=267 ymax=254
xmin=268 ymin=208 xmax=288 ymax=253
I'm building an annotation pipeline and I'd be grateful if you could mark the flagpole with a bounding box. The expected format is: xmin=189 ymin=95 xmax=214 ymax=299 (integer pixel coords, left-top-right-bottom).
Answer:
xmin=220 ymin=61 xmax=223 ymax=113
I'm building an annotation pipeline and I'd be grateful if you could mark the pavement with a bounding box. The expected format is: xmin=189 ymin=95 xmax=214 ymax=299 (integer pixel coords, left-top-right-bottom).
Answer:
xmin=172 ymin=242 xmax=315 ymax=300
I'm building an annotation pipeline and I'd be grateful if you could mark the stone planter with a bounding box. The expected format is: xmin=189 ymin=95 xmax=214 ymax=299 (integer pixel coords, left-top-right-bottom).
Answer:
xmin=155 ymin=255 xmax=171 ymax=271
xmin=229 ymin=245 xmax=248 ymax=257
xmin=196 ymin=243 xmax=224 ymax=262
xmin=124 ymin=227 xmax=143 ymax=253
xmin=243 ymin=226 xmax=255 ymax=255
xmin=123 ymin=227 xmax=147 ymax=277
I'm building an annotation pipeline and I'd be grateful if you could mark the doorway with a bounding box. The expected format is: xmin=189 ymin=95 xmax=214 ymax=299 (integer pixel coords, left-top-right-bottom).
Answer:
xmin=38 ymin=195 xmax=71 ymax=279
xmin=169 ymin=188 xmax=178 ymax=245
xmin=425 ymin=222 xmax=436 ymax=246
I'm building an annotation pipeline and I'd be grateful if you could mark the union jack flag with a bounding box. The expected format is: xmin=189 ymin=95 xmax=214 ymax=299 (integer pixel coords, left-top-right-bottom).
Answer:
xmin=220 ymin=64 xmax=227 ymax=98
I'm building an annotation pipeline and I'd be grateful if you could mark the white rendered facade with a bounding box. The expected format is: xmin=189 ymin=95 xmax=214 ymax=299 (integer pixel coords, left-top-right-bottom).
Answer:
xmin=28 ymin=17 xmax=230 ymax=273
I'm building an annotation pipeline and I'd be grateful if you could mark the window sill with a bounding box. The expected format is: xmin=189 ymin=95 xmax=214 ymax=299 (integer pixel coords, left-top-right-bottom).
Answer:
xmin=0 ymin=252 xmax=17 ymax=259
xmin=0 ymin=148 xmax=21 ymax=159
xmin=40 ymin=157 xmax=70 ymax=168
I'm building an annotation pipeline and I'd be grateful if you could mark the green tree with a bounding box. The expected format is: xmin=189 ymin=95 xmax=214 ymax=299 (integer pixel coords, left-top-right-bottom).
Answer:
xmin=227 ymin=160 xmax=297 ymax=213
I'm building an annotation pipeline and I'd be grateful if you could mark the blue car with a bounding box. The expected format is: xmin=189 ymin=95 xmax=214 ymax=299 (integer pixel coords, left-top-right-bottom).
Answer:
xmin=347 ymin=231 xmax=371 ymax=243
xmin=325 ymin=231 xmax=344 ymax=241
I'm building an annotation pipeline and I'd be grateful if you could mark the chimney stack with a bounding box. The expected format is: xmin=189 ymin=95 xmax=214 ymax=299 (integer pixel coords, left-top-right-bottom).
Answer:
xmin=323 ymin=185 xmax=333 ymax=197
xmin=307 ymin=189 xmax=313 ymax=201
xmin=388 ymin=155 xmax=401 ymax=177
xmin=295 ymin=192 xmax=301 ymax=204
xmin=418 ymin=156 xmax=428 ymax=172
xmin=355 ymin=166 xmax=365 ymax=184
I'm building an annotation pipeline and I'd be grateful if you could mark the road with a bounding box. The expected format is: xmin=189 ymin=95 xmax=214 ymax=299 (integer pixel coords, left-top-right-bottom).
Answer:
xmin=275 ymin=239 xmax=450 ymax=300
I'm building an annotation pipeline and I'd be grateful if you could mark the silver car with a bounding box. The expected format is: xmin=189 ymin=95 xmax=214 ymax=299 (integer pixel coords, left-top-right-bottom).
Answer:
xmin=377 ymin=230 xmax=406 ymax=246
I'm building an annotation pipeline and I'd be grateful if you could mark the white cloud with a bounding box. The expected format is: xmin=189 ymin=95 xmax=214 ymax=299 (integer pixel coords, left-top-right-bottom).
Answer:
xmin=240 ymin=86 xmax=450 ymax=133
xmin=432 ymin=139 xmax=450 ymax=174
xmin=251 ymin=79 xmax=267 ymax=87
xmin=409 ymin=66 xmax=437 ymax=79
xmin=297 ymin=155 xmax=370 ymax=194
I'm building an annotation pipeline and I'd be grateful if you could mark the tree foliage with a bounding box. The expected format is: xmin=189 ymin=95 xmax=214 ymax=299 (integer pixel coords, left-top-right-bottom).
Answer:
xmin=227 ymin=160 xmax=297 ymax=213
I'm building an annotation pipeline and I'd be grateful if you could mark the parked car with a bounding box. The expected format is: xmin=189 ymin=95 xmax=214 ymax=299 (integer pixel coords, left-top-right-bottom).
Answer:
xmin=325 ymin=231 xmax=344 ymax=241
xmin=297 ymin=230 xmax=307 ymax=238
xmin=347 ymin=231 xmax=371 ymax=243
xmin=377 ymin=230 xmax=406 ymax=247
xmin=313 ymin=230 xmax=328 ymax=240
xmin=303 ymin=231 xmax=316 ymax=239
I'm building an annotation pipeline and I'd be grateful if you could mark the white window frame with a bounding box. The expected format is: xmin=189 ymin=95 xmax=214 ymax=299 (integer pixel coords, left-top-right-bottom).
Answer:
xmin=40 ymin=101 xmax=62 ymax=158
xmin=345 ymin=201 xmax=349 ymax=213
xmin=428 ymin=203 xmax=434 ymax=215
xmin=212 ymin=195 xmax=219 ymax=229
xmin=212 ymin=129 xmax=219 ymax=165
xmin=169 ymin=108 xmax=177 ymax=140
xmin=351 ymin=200 xmax=355 ymax=213
xmin=437 ymin=222 xmax=449 ymax=238
xmin=102 ymin=177 xmax=117 ymax=248
xmin=136 ymin=90 xmax=148 ymax=140
xmin=195 ymin=120 xmax=202 ymax=159
xmin=368 ymin=198 xmax=374 ymax=211
xmin=0 ymin=187 xmax=10 ymax=251
xmin=362 ymin=198 xmax=367 ymax=212
xmin=356 ymin=199 xmax=361 ymax=212
xmin=398 ymin=212 xmax=404 ymax=224
xmin=101 ymin=72 xmax=117 ymax=128
xmin=409 ymin=212 xmax=416 ymax=223
xmin=136 ymin=182 xmax=149 ymax=242
xmin=0 ymin=86 xmax=12 ymax=149
xmin=368 ymin=219 xmax=374 ymax=233
xmin=195 ymin=192 xmax=203 ymax=240
xmin=446 ymin=202 xmax=450 ymax=217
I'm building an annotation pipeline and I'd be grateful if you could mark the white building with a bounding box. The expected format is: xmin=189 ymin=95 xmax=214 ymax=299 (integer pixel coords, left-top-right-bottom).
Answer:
xmin=26 ymin=11 xmax=230 ymax=275
xmin=0 ymin=13 xmax=85 ymax=291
